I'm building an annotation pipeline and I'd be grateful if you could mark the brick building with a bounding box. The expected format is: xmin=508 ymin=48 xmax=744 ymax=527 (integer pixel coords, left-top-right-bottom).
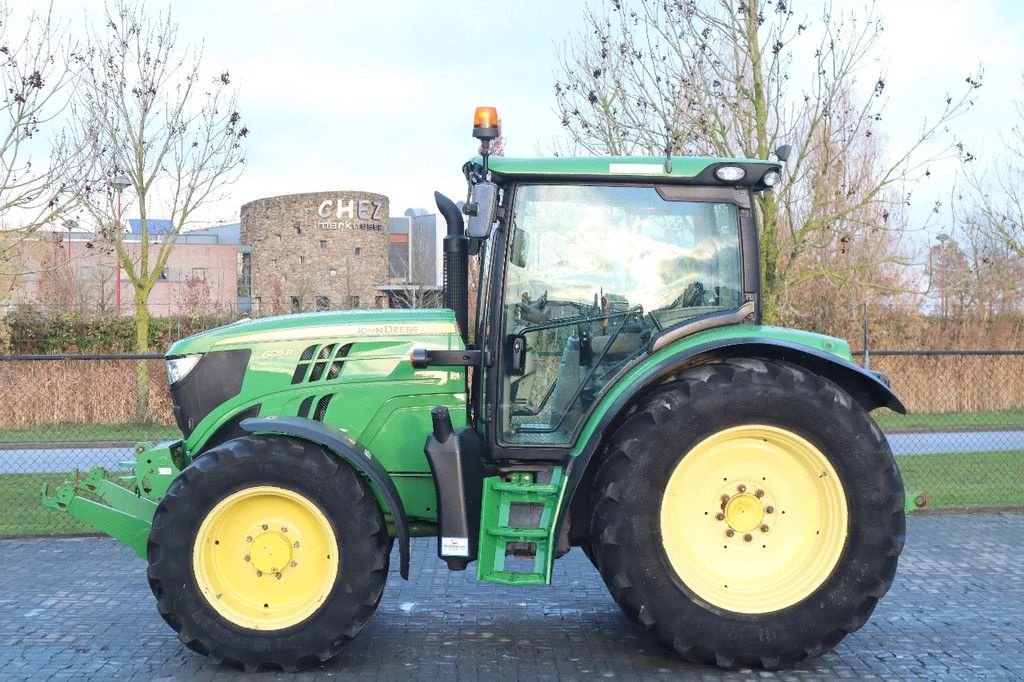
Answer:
xmin=2 ymin=191 xmax=441 ymax=318
xmin=2 ymin=226 xmax=241 ymax=317
xmin=240 ymin=190 xmax=391 ymax=315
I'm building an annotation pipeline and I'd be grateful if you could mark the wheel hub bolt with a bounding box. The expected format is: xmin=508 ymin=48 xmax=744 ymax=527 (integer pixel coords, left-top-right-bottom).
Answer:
xmin=293 ymin=541 xmax=300 ymax=549
xmin=261 ymin=524 xmax=269 ymax=531
xmin=290 ymin=561 xmax=298 ymax=568
xmin=275 ymin=573 xmax=282 ymax=580
xmin=245 ymin=536 xmax=253 ymax=543
xmin=255 ymin=570 xmax=263 ymax=577
xmin=765 ymin=506 xmax=774 ymax=514
xmin=737 ymin=484 xmax=746 ymax=493
xmin=715 ymin=512 xmax=725 ymax=521
xmin=281 ymin=526 xmax=288 ymax=533
xmin=725 ymin=529 xmax=735 ymax=537
xmin=760 ymin=524 xmax=769 ymax=533
xmin=755 ymin=489 xmax=765 ymax=498
xmin=720 ymin=494 xmax=730 ymax=504
xmin=743 ymin=534 xmax=753 ymax=542
xmin=243 ymin=554 xmax=250 ymax=562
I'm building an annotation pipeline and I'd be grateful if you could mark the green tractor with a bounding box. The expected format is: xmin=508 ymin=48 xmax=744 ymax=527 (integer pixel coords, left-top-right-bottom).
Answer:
xmin=43 ymin=107 xmax=905 ymax=671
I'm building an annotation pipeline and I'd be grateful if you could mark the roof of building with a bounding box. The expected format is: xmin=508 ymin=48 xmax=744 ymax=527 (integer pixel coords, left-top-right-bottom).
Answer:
xmin=474 ymin=156 xmax=781 ymax=187
xmin=123 ymin=220 xmax=241 ymax=245
xmin=191 ymin=223 xmax=241 ymax=244
xmin=128 ymin=218 xmax=175 ymax=234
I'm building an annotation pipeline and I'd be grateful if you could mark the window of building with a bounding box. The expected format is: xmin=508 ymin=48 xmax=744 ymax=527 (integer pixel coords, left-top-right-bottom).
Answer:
xmin=276 ymin=234 xmax=283 ymax=243
xmin=294 ymin=223 xmax=302 ymax=235
xmin=374 ymin=295 xmax=385 ymax=308
xmin=389 ymin=237 xmax=409 ymax=282
xmin=315 ymin=295 xmax=330 ymax=311
xmin=237 ymin=252 xmax=252 ymax=297
xmin=159 ymin=267 xmax=169 ymax=280
xmin=298 ymin=255 xmax=304 ymax=265
xmin=346 ymin=295 xmax=360 ymax=309
xmin=354 ymin=246 xmax=361 ymax=256
xmin=290 ymin=296 xmax=302 ymax=313
xmin=192 ymin=267 xmax=207 ymax=280
xmin=319 ymin=240 xmax=328 ymax=251
xmin=329 ymin=268 xmax=337 ymax=277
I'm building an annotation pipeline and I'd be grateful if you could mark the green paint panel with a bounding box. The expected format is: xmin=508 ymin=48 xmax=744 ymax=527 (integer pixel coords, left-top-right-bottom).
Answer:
xmin=478 ymin=155 xmax=779 ymax=181
xmin=170 ymin=308 xmax=467 ymax=522
xmin=168 ymin=308 xmax=460 ymax=356
xmin=389 ymin=475 xmax=438 ymax=521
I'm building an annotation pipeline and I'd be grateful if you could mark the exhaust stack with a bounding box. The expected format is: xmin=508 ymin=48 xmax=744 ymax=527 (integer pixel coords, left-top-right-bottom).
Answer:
xmin=434 ymin=191 xmax=468 ymax=341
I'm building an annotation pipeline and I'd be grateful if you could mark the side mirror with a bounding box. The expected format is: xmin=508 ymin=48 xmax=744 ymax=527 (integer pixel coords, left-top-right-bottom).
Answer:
xmin=465 ymin=182 xmax=498 ymax=239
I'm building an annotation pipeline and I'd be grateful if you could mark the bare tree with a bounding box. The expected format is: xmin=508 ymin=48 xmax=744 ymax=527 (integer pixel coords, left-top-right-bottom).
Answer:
xmin=555 ymin=0 xmax=980 ymax=323
xmin=0 ymin=2 xmax=79 ymax=260
xmin=67 ymin=1 xmax=247 ymax=416
xmin=957 ymin=77 xmax=1024 ymax=260
xmin=176 ymin=272 xmax=213 ymax=318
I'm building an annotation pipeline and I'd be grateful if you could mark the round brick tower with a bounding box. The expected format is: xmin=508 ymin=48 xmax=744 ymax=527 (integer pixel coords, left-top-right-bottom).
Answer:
xmin=240 ymin=190 xmax=389 ymax=315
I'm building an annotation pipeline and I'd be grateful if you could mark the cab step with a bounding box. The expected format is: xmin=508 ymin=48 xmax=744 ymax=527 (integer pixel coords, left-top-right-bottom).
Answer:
xmin=477 ymin=468 xmax=564 ymax=586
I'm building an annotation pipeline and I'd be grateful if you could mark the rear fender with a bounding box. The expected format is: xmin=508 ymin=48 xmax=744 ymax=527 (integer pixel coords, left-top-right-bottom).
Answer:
xmin=557 ymin=338 xmax=905 ymax=545
xmin=240 ymin=416 xmax=411 ymax=579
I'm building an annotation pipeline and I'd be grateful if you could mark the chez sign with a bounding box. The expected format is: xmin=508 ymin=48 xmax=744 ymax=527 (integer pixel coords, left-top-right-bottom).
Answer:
xmin=316 ymin=196 xmax=385 ymax=231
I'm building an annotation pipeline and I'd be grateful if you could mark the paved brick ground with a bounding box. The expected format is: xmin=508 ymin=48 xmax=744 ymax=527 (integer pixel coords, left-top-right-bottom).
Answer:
xmin=1 ymin=512 xmax=1022 ymax=681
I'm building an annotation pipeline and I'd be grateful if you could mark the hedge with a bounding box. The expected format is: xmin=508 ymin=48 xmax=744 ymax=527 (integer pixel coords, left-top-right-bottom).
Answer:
xmin=2 ymin=306 xmax=234 ymax=354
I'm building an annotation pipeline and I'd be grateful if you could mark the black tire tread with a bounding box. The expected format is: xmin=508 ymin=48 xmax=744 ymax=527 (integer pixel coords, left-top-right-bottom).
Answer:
xmin=589 ymin=358 xmax=905 ymax=670
xmin=147 ymin=435 xmax=390 ymax=672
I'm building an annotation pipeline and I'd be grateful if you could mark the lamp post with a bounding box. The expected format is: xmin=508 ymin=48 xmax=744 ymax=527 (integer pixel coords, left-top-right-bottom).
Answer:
xmin=63 ymin=219 xmax=78 ymax=311
xmin=111 ymin=174 xmax=131 ymax=315
xmin=935 ymin=232 xmax=950 ymax=319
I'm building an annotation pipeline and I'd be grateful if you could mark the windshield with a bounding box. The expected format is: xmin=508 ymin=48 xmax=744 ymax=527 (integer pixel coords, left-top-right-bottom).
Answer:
xmin=499 ymin=184 xmax=743 ymax=445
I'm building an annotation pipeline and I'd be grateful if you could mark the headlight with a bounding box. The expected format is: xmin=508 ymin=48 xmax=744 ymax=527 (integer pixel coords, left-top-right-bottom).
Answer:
xmin=166 ymin=354 xmax=202 ymax=385
xmin=762 ymin=170 xmax=781 ymax=188
xmin=714 ymin=165 xmax=746 ymax=182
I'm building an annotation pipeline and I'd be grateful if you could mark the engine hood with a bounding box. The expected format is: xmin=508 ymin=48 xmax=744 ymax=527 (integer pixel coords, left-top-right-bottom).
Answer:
xmin=167 ymin=308 xmax=461 ymax=357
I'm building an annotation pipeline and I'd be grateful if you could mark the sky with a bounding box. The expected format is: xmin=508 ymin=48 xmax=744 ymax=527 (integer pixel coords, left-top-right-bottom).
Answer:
xmin=14 ymin=0 xmax=1024 ymax=241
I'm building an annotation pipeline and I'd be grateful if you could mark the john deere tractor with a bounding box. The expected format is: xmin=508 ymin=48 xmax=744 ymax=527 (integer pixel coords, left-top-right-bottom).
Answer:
xmin=43 ymin=107 xmax=905 ymax=671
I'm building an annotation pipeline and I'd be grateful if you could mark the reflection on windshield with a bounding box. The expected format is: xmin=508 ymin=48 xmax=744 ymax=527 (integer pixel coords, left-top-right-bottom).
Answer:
xmin=500 ymin=184 xmax=742 ymax=446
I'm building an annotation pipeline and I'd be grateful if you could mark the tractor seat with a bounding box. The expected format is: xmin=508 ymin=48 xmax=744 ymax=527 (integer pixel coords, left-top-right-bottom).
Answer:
xmin=590 ymin=332 xmax=644 ymax=356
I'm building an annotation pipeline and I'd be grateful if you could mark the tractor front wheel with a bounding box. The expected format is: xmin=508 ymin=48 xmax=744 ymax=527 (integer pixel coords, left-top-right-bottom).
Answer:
xmin=147 ymin=435 xmax=390 ymax=671
xmin=589 ymin=358 xmax=904 ymax=669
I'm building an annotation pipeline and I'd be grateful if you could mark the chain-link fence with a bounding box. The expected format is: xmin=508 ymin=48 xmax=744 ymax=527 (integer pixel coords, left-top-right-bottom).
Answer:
xmin=860 ymin=350 xmax=1024 ymax=512
xmin=0 ymin=355 xmax=173 ymax=535
xmin=1 ymin=350 xmax=1022 ymax=536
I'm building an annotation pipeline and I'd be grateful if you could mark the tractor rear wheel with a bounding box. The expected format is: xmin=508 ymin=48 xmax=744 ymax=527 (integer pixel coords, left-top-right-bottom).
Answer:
xmin=589 ymin=358 xmax=904 ymax=669
xmin=147 ymin=435 xmax=390 ymax=672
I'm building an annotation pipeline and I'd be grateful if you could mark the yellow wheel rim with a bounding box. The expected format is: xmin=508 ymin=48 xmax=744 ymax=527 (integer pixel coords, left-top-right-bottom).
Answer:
xmin=659 ymin=425 xmax=848 ymax=614
xmin=192 ymin=486 xmax=339 ymax=630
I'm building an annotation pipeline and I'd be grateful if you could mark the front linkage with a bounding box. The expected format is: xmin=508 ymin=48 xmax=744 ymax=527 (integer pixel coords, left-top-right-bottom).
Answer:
xmin=41 ymin=440 xmax=188 ymax=558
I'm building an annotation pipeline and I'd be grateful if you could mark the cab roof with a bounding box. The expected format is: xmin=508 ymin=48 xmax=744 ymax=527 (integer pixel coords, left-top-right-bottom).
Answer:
xmin=471 ymin=155 xmax=781 ymax=188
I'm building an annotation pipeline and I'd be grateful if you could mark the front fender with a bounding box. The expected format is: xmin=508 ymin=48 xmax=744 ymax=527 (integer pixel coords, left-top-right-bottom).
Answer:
xmin=239 ymin=416 xmax=411 ymax=580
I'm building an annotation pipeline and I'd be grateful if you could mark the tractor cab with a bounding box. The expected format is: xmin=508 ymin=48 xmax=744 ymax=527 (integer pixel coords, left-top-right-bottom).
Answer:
xmin=470 ymin=162 xmax=770 ymax=449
